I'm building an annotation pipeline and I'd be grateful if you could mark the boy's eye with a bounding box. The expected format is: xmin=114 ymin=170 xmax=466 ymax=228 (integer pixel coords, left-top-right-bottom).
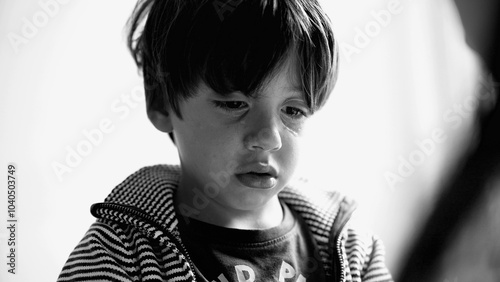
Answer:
xmin=212 ymin=100 xmax=249 ymax=112
xmin=282 ymin=106 xmax=307 ymax=119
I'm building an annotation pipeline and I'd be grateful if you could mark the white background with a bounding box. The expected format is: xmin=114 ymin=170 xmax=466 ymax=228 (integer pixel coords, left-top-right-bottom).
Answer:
xmin=0 ymin=0 xmax=482 ymax=281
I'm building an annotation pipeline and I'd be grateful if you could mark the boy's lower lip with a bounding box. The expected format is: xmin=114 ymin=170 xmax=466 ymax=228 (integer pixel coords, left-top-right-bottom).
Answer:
xmin=235 ymin=173 xmax=277 ymax=189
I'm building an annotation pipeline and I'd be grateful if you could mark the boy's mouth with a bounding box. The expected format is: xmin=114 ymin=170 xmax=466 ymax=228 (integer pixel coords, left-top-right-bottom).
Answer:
xmin=235 ymin=172 xmax=277 ymax=189
xmin=234 ymin=163 xmax=278 ymax=189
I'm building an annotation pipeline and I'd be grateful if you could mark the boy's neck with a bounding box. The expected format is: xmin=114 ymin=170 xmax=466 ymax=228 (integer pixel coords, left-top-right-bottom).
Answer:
xmin=175 ymin=187 xmax=284 ymax=230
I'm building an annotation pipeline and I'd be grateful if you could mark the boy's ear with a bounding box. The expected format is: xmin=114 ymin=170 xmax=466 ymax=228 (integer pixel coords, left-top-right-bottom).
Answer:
xmin=147 ymin=108 xmax=173 ymax=133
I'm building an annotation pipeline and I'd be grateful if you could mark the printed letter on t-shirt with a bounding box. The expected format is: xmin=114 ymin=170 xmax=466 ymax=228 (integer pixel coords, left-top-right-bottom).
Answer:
xmin=235 ymin=265 xmax=256 ymax=282
xmin=279 ymin=261 xmax=296 ymax=282
xmin=279 ymin=261 xmax=307 ymax=282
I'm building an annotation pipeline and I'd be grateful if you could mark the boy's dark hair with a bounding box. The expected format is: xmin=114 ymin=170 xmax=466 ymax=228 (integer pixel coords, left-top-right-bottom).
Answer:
xmin=127 ymin=0 xmax=338 ymax=119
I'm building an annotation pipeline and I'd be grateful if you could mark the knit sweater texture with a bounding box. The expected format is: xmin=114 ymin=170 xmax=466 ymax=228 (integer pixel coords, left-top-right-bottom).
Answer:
xmin=58 ymin=165 xmax=393 ymax=282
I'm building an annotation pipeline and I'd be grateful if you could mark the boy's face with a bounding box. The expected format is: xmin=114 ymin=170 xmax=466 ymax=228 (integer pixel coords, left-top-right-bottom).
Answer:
xmin=167 ymin=57 xmax=311 ymax=219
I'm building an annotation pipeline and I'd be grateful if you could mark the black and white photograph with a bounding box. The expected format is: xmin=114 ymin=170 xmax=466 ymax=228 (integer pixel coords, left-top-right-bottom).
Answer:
xmin=0 ymin=0 xmax=499 ymax=281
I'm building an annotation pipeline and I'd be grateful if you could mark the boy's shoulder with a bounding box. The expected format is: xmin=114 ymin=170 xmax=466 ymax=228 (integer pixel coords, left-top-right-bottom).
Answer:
xmin=102 ymin=164 xmax=180 ymax=204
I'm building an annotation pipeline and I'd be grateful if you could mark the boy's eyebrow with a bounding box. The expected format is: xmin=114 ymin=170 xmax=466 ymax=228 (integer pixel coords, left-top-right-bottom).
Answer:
xmin=209 ymin=90 xmax=246 ymax=98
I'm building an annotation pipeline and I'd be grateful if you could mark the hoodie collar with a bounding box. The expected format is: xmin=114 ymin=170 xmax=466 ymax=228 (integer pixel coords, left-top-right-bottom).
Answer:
xmin=91 ymin=164 xmax=356 ymax=242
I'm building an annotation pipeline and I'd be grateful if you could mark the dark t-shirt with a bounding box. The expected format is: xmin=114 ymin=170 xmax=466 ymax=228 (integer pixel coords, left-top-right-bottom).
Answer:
xmin=177 ymin=202 xmax=326 ymax=282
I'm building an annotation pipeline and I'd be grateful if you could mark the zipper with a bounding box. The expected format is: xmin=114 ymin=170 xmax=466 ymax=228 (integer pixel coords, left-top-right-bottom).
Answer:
xmin=91 ymin=203 xmax=198 ymax=282
xmin=334 ymin=223 xmax=348 ymax=282
xmin=330 ymin=197 xmax=357 ymax=282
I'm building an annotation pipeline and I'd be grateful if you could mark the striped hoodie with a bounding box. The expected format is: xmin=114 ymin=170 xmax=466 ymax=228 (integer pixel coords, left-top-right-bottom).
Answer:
xmin=58 ymin=165 xmax=393 ymax=282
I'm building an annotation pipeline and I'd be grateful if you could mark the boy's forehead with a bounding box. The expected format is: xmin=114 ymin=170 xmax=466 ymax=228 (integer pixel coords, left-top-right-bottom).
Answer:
xmin=246 ymin=70 xmax=303 ymax=100
xmin=195 ymin=52 xmax=303 ymax=99
xmin=258 ymin=53 xmax=302 ymax=95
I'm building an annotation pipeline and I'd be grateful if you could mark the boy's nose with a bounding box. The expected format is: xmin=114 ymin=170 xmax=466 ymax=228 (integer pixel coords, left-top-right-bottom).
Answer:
xmin=243 ymin=118 xmax=282 ymax=152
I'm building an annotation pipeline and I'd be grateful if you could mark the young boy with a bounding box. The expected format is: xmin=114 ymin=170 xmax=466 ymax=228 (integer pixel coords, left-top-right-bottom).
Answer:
xmin=58 ymin=0 xmax=393 ymax=281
